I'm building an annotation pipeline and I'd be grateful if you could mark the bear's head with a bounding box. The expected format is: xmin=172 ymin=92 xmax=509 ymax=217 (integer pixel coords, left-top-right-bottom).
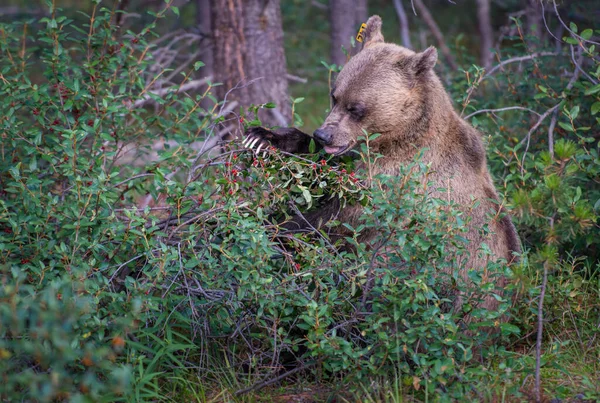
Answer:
xmin=313 ymin=15 xmax=439 ymax=155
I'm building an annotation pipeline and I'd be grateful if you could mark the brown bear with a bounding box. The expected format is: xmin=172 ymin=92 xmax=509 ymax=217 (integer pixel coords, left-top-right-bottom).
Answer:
xmin=243 ymin=15 xmax=520 ymax=312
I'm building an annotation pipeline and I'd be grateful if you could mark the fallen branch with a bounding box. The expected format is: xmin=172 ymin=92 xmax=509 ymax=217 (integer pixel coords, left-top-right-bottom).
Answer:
xmin=234 ymin=361 xmax=316 ymax=396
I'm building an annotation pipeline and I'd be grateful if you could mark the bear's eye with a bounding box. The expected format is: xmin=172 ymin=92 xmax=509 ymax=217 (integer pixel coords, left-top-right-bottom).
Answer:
xmin=346 ymin=104 xmax=366 ymax=121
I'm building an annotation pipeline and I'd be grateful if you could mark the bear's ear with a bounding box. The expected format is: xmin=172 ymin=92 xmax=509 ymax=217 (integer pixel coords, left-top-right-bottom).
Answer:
xmin=362 ymin=15 xmax=384 ymax=49
xmin=413 ymin=46 xmax=438 ymax=76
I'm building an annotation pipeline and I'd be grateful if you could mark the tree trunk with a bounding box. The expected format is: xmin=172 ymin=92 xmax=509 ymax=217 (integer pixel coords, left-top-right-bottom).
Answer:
xmin=476 ymin=0 xmax=493 ymax=69
xmin=412 ymin=0 xmax=458 ymax=70
xmin=211 ymin=0 xmax=291 ymax=128
xmin=355 ymin=0 xmax=368 ymax=28
xmin=330 ymin=0 xmax=368 ymax=66
xmin=196 ymin=0 xmax=213 ymax=73
xmin=393 ymin=0 xmax=412 ymax=49
xmin=526 ymin=0 xmax=543 ymax=43
xmin=196 ymin=0 xmax=213 ymax=111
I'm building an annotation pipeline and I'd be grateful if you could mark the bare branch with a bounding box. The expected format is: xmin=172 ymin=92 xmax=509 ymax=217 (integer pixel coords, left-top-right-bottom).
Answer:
xmin=520 ymin=49 xmax=581 ymax=172
xmin=132 ymin=77 xmax=213 ymax=109
xmin=412 ymin=0 xmax=458 ymax=70
xmin=311 ymin=0 xmax=327 ymax=10
xmin=234 ymin=361 xmax=316 ymax=396
xmin=552 ymin=0 xmax=600 ymax=46
xmin=286 ymin=73 xmax=308 ymax=83
xmin=547 ymin=108 xmax=559 ymax=158
xmin=464 ymin=106 xmax=542 ymax=120
xmin=484 ymin=52 xmax=557 ymax=79
xmin=534 ymin=257 xmax=550 ymax=403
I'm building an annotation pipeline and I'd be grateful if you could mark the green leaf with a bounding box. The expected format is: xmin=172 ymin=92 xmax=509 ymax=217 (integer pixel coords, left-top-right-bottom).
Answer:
xmin=591 ymin=102 xmax=600 ymax=115
xmin=500 ymin=323 xmax=521 ymax=335
xmin=570 ymin=105 xmax=579 ymax=120
xmin=293 ymin=97 xmax=305 ymax=104
xmin=581 ymin=29 xmax=593 ymax=40
xmin=584 ymin=83 xmax=600 ymax=95
xmin=558 ymin=122 xmax=574 ymax=132
xmin=569 ymin=22 xmax=578 ymax=33
xmin=171 ymin=6 xmax=179 ymax=16
xmin=194 ymin=61 xmax=205 ymax=70
xmin=300 ymin=186 xmax=312 ymax=208
xmin=564 ymin=36 xmax=579 ymax=45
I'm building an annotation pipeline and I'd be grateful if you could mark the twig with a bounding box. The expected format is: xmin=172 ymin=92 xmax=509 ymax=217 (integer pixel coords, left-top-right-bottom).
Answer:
xmin=464 ymin=106 xmax=541 ymax=120
xmin=520 ymin=47 xmax=582 ymax=173
xmin=547 ymin=108 xmax=559 ymax=159
xmin=132 ymin=77 xmax=212 ymax=109
xmin=534 ymin=259 xmax=549 ymax=403
xmin=484 ymin=52 xmax=557 ymax=79
xmin=570 ymin=45 xmax=598 ymax=85
xmin=112 ymin=173 xmax=155 ymax=188
xmin=286 ymin=73 xmax=308 ymax=83
xmin=310 ymin=0 xmax=327 ymax=10
xmin=519 ymin=103 xmax=560 ymax=174
xmin=234 ymin=361 xmax=316 ymax=396
xmin=552 ymin=0 xmax=600 ymax=46
xmin=412 ymin=0 xmax=458 ymax=70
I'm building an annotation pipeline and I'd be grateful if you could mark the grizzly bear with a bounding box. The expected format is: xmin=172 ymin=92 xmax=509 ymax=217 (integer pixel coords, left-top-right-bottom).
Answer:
xmin=243 ymin=15 xmax=520 ymax=313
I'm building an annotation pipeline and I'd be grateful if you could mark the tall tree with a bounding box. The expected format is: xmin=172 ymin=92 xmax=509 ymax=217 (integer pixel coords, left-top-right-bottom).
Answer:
xmin=393 ymin=0 xmax=412 ymax=49
xmin=330 ymin=0 xmax=369 ymax=66
xmin=413 ymin=0 xmax=458 ymax=70
xmin=476 ymin=0 xmax=493 ymax=69
xmin=211 ymin=0 xmax=291 ymax=128
xmin=526 ymin=0 xmax=543 ymax=45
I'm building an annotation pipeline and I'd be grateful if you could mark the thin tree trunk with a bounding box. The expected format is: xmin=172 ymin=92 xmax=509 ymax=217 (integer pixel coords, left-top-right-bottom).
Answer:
xmin=355 ymin=0 xmax=368 ymax=27
xmin=330 ymin=0 xmax=357 ymax=66
xmin=526 ymin=0 xmax=543 ymax=44
xmin=197 ymin=0 xmax=213 ymax=73
xmin=412 ymin=0 xmax=458 ymax=70
xmin=393 ymin=0 xmax=412 ymax=49
xmin=211 ymin=0 xmax=290 ymax=128
xmin=476 ymin=0 xmax=493 ymax=69
xmin=244 ymin=0 xmax=291 ymax=126
xmin=196 ymin=0 xmax=213 ymax=111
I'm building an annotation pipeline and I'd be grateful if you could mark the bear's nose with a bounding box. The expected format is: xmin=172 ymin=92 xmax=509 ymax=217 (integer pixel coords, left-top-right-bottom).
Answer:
xmin=313 ymin=129 xmax=332 ymax=145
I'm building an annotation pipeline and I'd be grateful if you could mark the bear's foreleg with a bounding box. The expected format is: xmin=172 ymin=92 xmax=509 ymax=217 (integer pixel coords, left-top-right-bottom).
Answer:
xmin=243 ymin=127 xmax=320 ymax=154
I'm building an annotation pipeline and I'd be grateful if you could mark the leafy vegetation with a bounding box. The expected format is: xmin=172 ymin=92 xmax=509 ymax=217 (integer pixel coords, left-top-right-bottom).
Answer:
xmin=0 ymin=1 xmax=599 ymax=402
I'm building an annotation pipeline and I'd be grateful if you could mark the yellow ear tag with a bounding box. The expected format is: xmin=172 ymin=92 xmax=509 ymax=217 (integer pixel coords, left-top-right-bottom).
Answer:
xmin=356 ymin=23 xmax=367 ymax=42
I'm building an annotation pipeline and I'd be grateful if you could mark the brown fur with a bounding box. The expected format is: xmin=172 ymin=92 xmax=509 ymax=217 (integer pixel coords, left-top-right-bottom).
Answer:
xmin=244 ymin=15 xmax=520 ymax=313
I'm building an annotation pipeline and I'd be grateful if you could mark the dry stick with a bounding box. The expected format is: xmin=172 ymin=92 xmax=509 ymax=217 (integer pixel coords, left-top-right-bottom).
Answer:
xmin=534 ymin=258 xmax=549 ymax=403
xmin=464 ymin=106 xmax=541 ymax=120
xmin=484 ymin=52 xmax=557 ymax=78
xmin=234 ymin=361 xmax=317 ymax=396
xmin=520 ymin=48 xmax=582 ymax=173
xmin=412 ymin=0 xmax=458 ymax=70
xmin=547 ymin=108 xmax=559 ymax=158
xmin=132 ymin=77 xmax=213 ymax=109
xmin=461 ymin=52 xmax=558 ymax=116
xmin=393 ymin=0 xmax=412 ymax=49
